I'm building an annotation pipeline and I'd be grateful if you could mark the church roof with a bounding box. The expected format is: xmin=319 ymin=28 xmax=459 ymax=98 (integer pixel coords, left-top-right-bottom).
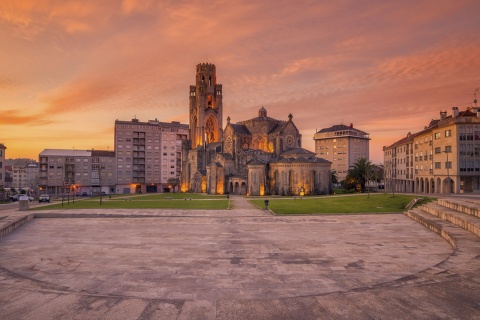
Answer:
xmin=270 ymin=155 xmax=331 ymax=164
xmin=268 ymin=122 xmax=287 ymax=134
xmin=218 ymin=153 xmax=234 ymax=160
xmin=229 ymin=123 xmax=250 ymax=135
xmin=281 ymin=147 xmax=315 ymax=156
xmin=239 ymin=116 xmax=282 ymax=124
xmin=247 ymin=159 xmax=266 ymax=166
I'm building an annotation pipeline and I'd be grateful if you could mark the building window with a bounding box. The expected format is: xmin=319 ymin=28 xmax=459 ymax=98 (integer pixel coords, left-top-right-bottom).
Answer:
xmin=435 ymin=147 xmax=441 ymax=154
xmin=445 ymin=162 xmax=452 ymax=169
xmin=445 ymin=130 xmax=451 ymax=137
xmin=445 ymin=146 xmax=452 ymax=153
xmin=435 ymin=162 xmax=441 ymax=169
xmin=434 ymin=132 xmax=441 ymax=139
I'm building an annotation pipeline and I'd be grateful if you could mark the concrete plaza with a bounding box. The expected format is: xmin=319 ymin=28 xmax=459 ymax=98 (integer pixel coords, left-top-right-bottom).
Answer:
xmin=0 ymin=196 xmax=479 ymax=319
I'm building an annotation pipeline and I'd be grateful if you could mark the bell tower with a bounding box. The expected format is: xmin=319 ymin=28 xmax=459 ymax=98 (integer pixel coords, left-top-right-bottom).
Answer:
xmin=189 ymin=63 xmax=223 ymax=149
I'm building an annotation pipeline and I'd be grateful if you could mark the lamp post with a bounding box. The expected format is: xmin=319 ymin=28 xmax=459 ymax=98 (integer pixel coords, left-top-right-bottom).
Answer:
xmin=444 ymin=148 xmax=451 ymax=194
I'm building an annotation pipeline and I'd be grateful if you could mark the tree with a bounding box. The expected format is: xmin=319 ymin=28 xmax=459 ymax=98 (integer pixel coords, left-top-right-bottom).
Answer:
xmin=371 ymin=164 xmax=384 ymax=183
xmin=167 ymin=177 xmax=180 ymax=193
xmin=331 ymin=171 xmax=338 ymax=184
xmin=346 ymin=157 xmax=374 ymax=193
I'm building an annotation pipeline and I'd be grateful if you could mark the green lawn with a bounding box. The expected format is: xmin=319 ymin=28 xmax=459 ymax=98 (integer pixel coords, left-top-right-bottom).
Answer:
xmin=114 ymin=193 xmax=227 ymax=200
xmin=34 ymin=193 xmax=229 ymax=210
xmin=250 ymin=194 xmax=434 ymax=214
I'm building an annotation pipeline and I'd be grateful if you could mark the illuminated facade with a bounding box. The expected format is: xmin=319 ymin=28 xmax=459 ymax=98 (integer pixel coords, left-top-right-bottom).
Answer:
xmin=38 ymin=149 xmax=115 ymax=196
xmin=114 ymin=118 xmax=188 ymax=194
xmin=182 ymin=63 xmax=332 ymax=195
xmin=0 ymin=144 xmax=5 ymax=188
xmin=314 ymin=124 xmax=370 ymax=182
xmin=384 ymin=107 xmax=480 ymax=194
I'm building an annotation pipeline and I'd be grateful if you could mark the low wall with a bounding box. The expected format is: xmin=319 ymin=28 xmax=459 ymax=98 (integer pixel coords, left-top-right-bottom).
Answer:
xmin=0 ymin=214 xmax=34 ymax=238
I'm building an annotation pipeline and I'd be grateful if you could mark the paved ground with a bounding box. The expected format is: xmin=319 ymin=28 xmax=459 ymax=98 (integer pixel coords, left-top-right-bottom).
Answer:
xmin=0 ymin=196 xmax=479 ymax=319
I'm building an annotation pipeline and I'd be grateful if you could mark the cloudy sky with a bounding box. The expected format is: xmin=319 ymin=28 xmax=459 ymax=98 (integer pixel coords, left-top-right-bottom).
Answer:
xmin=1 ymin=0 xmax=480 ymax=163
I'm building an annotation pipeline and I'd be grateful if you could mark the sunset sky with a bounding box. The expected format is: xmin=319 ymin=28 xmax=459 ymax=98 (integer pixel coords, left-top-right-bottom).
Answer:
xmin=1 ymin=0 xmax=480 ymax=163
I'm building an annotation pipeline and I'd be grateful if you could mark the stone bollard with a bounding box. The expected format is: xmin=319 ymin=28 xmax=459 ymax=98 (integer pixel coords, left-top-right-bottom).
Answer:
xmin=18 ymin=196 xmax=30 ymax=211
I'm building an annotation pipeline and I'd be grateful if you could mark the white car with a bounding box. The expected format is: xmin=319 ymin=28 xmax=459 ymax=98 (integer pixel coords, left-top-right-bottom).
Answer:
xmin=18 ymin=195 xmax=34 ymax=201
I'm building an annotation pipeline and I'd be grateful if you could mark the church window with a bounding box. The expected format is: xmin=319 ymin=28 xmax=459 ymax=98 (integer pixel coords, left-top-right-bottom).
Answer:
xmin=205 ymin=117 xmax=216 ymax=143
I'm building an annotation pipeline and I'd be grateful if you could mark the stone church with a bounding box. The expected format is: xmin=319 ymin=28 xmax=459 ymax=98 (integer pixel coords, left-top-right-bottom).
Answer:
xmin=181 ymin=63 xmax=331 ymax=196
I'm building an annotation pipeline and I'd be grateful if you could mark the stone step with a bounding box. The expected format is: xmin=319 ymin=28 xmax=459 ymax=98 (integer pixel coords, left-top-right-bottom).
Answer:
xmin=421 ymin=202 xmax=480 ymax=238
xmin=404 ymin=209 xmax=456 ymax=248
xmin=404 ymin=208 xmax=480 ymax=273
xmin=0 ymin=214 xmax=34 ymax=238
xmin=437 ymin=198 xmax=480 ymax=218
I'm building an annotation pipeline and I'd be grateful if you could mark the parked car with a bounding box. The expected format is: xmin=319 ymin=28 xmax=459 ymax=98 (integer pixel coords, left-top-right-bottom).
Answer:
xmin=10 ymin=194 xmax=20 ymax=202
xmin=18 ymin=195 xmax=34 ymax=201
xmin=39 ymin=194 xmax=51 ymax=203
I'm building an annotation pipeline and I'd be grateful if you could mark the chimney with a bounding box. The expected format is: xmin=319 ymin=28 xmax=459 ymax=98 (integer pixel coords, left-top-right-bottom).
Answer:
xmin=440 ymin=111 xmax=447 ymax=120
xmin=452 ymin=107 xmax=459 ymax=117
xmin=349 ymin=123 xmax=353 ymax=128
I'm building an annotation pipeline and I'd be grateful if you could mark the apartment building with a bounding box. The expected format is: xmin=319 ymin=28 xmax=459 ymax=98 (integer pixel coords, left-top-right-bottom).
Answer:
xmin=10 ymin=163 xmax=35 ymax=190
xmin=384 ymin=107 xmax=480 ymax=194
xmin=38 ymin=149 xmax=115 ymax=195
xmin=25 ymin=162 xmax=39 ymax=190
xmin=0 ymin=143 xmax=7 ymax=188
xmin=0 ymin=144 xmax=5 ymax=188
xmin=314 ymin=123 xmax=370 ymax=181
xmin=114 ymin=118 xmax=188 ymax=194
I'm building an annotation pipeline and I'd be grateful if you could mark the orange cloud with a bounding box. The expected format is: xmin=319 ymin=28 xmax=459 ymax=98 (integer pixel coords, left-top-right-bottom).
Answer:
xmin=377 ymin=45 xmax=480 ymax=82
xmin=41 ymin=76 xmax=127 ymax=114
xmin=121 ymin=0 xmax=156 ymax=15
xmin=0 ymin=109 xmax=55 ymax=126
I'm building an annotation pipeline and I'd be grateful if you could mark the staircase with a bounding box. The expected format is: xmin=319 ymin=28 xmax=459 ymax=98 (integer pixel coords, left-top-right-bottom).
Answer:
xmin=405 ymin=198 xmax=480 ymax=248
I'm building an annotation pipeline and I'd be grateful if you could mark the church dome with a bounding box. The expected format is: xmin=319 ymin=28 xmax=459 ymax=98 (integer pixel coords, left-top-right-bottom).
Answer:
xmin=259 ymin=106 xmax=267 ymax=118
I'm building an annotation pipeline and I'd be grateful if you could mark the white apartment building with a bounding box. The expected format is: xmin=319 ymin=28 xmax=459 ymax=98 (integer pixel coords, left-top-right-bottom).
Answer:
xmin=9 ymin=163 xmax=38 ymax=191
xmin=39 ymin=149 xmax=116 ymax=195
xmin=114 ymin=118 xmax=189 ymax=194
xmin=384 ymin=107 xmax=480 ymax=194
xmin=314 ymin=124 xmax=370 ymax=181
xmin=0 ymin=144 xmax=5 ymax=188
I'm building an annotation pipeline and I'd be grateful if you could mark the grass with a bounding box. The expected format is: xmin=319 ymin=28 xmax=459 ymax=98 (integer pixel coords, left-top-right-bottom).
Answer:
xmin=250 ymin=194 xmax=435 ymax=215
xmin=34 ymin=193 xmax=229 ymax=210
xmin=115 ymin=193 xmax=227 ymax=200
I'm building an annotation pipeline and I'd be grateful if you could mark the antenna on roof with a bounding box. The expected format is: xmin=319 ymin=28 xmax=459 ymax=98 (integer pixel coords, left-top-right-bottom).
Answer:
xmin=473 ymin=88 xmax=479 ymax=107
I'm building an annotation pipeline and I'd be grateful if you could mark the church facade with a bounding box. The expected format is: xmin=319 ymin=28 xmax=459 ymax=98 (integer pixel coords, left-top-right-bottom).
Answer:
xmin=181 ymin=63 xmax=331 ymax=196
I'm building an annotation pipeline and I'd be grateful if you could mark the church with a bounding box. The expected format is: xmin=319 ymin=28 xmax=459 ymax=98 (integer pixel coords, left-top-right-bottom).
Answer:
xmin=181 ymin=63 xmax=331 ymax=196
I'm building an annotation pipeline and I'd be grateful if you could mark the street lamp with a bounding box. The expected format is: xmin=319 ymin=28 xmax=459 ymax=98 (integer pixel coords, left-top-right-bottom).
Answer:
xmin=444 ymin=148 xmax=451 ymax=194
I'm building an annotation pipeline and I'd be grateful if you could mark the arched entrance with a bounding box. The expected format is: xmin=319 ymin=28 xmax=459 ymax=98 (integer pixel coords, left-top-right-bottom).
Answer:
xmin=234 ymin=182 xmax=240 ymax=194
xmin=443 ymin=178 xmax=454 ymax=194
xmin=241 ymin=182 xmax=247 ymax=195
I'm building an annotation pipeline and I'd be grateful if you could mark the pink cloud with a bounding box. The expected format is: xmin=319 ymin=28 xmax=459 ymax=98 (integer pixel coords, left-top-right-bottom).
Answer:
xmin=0 ymin=109 xmax=55 ymax=126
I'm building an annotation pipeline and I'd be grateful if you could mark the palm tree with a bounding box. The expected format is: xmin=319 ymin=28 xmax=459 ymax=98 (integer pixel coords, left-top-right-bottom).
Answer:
xmin=346 ymin=157 xmax=373 ymax=193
